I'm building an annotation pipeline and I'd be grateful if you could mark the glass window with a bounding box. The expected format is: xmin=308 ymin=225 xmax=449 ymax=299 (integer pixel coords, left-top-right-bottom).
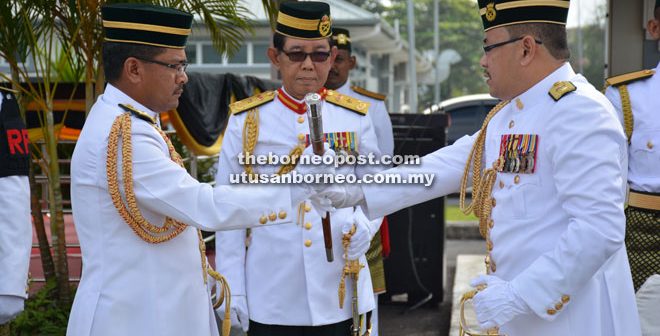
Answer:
xmin=185 ymin=45 xmax=197 ymax=64
xmin=227 ymin=45 xmax=248 ymax=64
xmin=253 ymin=43 xmax=270 ymax=64
xmin=202 ymin=44 xmax=223 ymax=64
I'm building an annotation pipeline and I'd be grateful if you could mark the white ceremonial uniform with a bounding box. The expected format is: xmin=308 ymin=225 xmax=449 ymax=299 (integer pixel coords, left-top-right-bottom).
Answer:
xmin=604 ymin=62 xmax=660 ymax=193
xmin=67 ymin=84 xmax=294 ymax=336
xmin=215 ymin=88 xmax=380 ymax=326
xmin=361 ymin=63 xmax=641 ymax=336
xmin=0 ymin=92 xmax=31 ymax=318
xmin=337 ymin=81 xmax=394 ymax=158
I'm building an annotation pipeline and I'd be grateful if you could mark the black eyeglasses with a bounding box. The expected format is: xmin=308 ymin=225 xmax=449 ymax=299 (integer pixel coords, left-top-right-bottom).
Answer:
xmin=134 ymin=56 xmax=188 ymax=74
xmin=483 ymin=36 xmax=543 ymax=53
xmin=280 ymin=50 xmax=331 ymax=63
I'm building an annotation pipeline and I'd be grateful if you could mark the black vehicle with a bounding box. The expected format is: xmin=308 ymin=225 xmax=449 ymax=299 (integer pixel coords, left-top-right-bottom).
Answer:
xmin=424 ymin=94 xmax=500 ymax=145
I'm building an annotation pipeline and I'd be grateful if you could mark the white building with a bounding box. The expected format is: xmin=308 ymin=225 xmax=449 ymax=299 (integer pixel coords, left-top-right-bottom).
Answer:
xmin=185 ymin=0 xmax=431 ymax=112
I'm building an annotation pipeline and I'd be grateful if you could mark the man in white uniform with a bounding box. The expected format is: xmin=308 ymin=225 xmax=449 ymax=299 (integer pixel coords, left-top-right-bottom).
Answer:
xmin=603 ymin=0 xmax=660 ymax=292
xmin=214 ymin=3 xmax=381 ymax=335
xmin=0 ymin=87 xmax=32 ymax=334
xmin=67 ymin=4 xmax=333 ymax=336
xmin=320 ymin=1 xmax=641 ymax=335
xmin=325 ymin=27 xmax=393 ymax=336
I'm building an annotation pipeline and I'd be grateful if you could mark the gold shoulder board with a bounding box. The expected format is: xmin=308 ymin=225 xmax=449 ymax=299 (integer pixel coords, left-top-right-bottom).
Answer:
xmin=0 ymin=86 xmax=18 ymax=94
xmin=118 ymin=104 xmax=157 ymax=124
xmin=605 ymin=69 xmax=655 ymax=88
xmin=230 ymin=91 xmax=275 ymax=115
xmin=351 ymin=85 xmax=386 ymax=101
xmin=548 ymin=81 xmax=577 ymax=101
xmin=325 ymin=90 xmax=370 ymax=115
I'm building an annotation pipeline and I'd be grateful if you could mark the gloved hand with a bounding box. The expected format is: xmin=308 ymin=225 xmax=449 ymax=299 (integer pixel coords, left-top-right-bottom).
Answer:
xmin=291 ymin=144 xmax=336 ymax=205
xmin=342 ymin=210 xmax=373 ymax=260
xmin=318 ymin=183 xmax=365 ymax=210
xmin=309 ymin=194 xmax=333 ymax=219
xmin=216 ymin=295 xmax=249 ymax=332
xmin=470 ymin=275 xmax=530 ymax=330
xmin=0 ymin=295 xmax=25 ymax=324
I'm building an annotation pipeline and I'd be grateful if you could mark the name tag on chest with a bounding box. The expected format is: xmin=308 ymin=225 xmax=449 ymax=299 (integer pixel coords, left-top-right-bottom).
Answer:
xmin=496 ymin=134 xmax=539 ymax=174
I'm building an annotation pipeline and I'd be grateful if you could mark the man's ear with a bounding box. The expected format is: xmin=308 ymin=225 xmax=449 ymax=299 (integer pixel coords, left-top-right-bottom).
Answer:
xmin=520 ymin=35 xmax=537 ymax=66
xmin=329 ymin=46 xmax=338 ymax=64
xmin=348 ymin=55 xmax=357 ymax=70
xmin=124 ymin=57 xmax=143 ymax=84
xmin=647 ymin=18 xmax=660 ymax=40
xmin=267 ymin=47 xmax=281 ymax=70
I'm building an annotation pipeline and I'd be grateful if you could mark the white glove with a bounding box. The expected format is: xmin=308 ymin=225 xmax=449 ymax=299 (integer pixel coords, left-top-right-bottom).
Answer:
xmin=291 ymin=144 xmax=336 ymax=205
xmin=309 ymin=194 xmax=333 ymax=219
xmin=470 ymin=275 xmax=530 ymax=330
xmin=318 ymin=183 xmax=365 ymax=209
xmin=216 ymin=295 xmax=249 ymax=332
xmin=0 ymin=295 xmax=25 ymax=324
xmin=342 ymin=210 xmax=373 ymax=260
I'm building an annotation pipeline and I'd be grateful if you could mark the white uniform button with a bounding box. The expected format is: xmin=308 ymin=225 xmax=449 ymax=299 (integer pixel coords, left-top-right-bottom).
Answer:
xmin=499 ymin=180 xmax=504 ymax=189
xmin=297 ymin=116 xmax=305 ymax=124
xmin=304 ymin=203 xmax=312 ymax=212
xmin=509 ymin=120 xmax=515 ymax=129
xmin=515 ymin=98 xmax=524 ymax=110
xmin=305 ymin=222 xmax=312 ymax=230
xmin=304 ymin=239 xmax=312 ymax=247
xmin=259 ymin=215 xmax=268 ymax=225
xmin=268 ymin=212 xmax=277 ymax=222
xmin=278 ymin=211 xmax=287 ymax=219
xmin=298 ymin=133 xmax=305 ymax=141
xmin=514 ymin=175 xmax=520 ymax=184
xmin=647 ymin=141 xmax=654 ymax=150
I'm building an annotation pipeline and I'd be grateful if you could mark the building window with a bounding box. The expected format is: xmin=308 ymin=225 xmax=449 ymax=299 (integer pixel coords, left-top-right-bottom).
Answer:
xmin=202 ymin=44 xmax=223 ymax=64
xmin=227 ymin=45 xmax=248 ymax=64
xmin=185 ymin=45 xmax=197 ymax=64
xmin=253 ymin=43 xmax=270 ymax=64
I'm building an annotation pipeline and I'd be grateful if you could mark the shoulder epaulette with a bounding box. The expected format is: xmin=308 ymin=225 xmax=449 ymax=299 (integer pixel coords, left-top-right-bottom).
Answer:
xmin=230 ymin=91 xmax=275 ymax=115
xmin=605 ymin=69 xmax=654 ymax=88
xmin=325 ymin=90 xmax=370 ymax=115
xmin=548 ymin=81 xmax=577 ymax=101
xmin=0 ymin=86 xmax=18 ymax=94
xmin=351 ymin=85 xmax=386 ymax=101
xmin=119 ymin=104 xmax=157 ymax=125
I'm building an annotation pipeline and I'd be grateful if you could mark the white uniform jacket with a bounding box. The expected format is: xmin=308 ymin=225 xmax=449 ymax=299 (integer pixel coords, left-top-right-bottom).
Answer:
xmin=215 ymin=88 xmax=381 ymax=326
xmin=67 ymin=85 xmax=293 ymax=336
xmin=337 ymin=81 xmax=394 ymax=158
xmin=605 ymin=61 xmax=660 ymax=193
xmin=362 ymin=64 xmax=641 ymax=336
xmin=0 ymin=92 xmax=31 ymax=300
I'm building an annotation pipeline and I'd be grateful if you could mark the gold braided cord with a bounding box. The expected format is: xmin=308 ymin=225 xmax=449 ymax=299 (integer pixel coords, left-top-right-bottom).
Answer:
xmin=459 ymin=101 xmax=509 ymax=216
xmin=241 ymin=107 xmax=305 ymax=178
xmin=475 ymin=169 xmax=498 ymax=239
xmin=618 ymin=85 xmax=634 ymax=143
xmin=338 ymin=225 xmax=364 ymax=309
xmin=208 ymin=268 xmax=232 ymax=336
xmin=107 ymin=113 xmax=186 ymax=243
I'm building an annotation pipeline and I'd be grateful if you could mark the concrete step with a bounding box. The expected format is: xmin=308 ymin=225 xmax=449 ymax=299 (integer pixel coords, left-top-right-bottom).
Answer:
xmin=449 ymin=254 xmax=486 ymax=336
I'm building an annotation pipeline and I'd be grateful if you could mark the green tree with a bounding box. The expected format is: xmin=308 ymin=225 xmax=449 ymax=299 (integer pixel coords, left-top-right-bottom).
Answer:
xmin=384 ymin=0 xmax=489 ymax=107
xmin=567 ymin=4 xmax=607 ymax=87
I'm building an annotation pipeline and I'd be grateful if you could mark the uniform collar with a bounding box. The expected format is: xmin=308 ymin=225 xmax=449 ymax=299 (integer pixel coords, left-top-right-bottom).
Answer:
xmin=276 ymin=87 xmax=328 ymax=115
xmin=102 ymin=84 xmax=160 ymax=121
xmin=512 ymin=62 xmax=576 ymax=111
xmin=336 ymin=80 xmax=352 ymax=95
